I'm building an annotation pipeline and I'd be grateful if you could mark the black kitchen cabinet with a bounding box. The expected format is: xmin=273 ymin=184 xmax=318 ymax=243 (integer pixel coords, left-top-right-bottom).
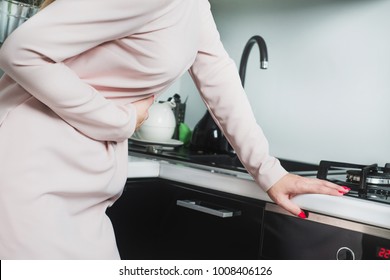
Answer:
xmin=106 ymin=178 xmax=265 ymax=259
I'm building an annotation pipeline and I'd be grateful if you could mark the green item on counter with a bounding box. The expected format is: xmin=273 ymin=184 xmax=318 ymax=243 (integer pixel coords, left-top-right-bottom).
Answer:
xmin=179 ymin=122 xmax=192 ymax=145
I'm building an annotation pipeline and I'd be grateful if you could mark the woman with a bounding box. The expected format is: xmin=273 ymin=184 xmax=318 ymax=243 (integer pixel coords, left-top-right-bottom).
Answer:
xmin=0 ymin=0 xmax=348 ymax=259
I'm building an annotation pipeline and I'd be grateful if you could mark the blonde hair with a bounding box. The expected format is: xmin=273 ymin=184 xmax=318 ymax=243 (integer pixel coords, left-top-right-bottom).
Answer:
xmin=40 ymin=0 xmax=55 ymax=9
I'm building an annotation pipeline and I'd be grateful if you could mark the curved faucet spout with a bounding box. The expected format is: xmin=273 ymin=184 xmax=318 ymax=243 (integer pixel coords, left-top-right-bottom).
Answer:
xmin=239 ymin=35 xmax=268 ymax=87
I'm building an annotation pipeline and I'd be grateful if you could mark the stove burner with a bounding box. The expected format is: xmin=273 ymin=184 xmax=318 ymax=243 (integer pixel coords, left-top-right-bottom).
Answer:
xmin=346 ymin=169 xmax=390 ymax=186
xmin=317 ymin=161 xmax=390 ymax=204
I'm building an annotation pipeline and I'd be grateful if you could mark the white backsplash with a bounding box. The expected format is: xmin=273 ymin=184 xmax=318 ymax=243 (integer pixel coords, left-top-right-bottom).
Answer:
xmin=162 ymin=0 xmax=390 ymax=166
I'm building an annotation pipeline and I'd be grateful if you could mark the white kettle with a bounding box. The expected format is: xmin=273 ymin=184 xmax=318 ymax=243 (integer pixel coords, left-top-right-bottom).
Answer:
xmin=137 ymin=100 xmax=176 ymax=142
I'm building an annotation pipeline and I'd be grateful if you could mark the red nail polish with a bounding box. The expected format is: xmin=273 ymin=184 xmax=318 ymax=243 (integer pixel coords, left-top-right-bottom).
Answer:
xmin=342 ymin=186 xmax=351 ymax=191
xmin=298 ymin=211 xmax=307 ymax=219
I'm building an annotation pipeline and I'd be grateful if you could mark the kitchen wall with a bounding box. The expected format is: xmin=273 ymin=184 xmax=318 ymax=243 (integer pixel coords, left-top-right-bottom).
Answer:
xmin=1 ymin=0 xmax=389 ymax=165
xmin=162 ymin=0 xmax=390 ymax=165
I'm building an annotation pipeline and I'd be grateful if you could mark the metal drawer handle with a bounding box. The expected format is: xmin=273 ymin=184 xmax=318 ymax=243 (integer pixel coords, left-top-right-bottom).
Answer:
xmin=176 ymin=200 xmax=241 ymax=218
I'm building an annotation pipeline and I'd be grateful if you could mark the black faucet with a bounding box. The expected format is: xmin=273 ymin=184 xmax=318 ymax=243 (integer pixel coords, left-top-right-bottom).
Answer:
xmin=238 ymin=35 xmax=268 ymax=87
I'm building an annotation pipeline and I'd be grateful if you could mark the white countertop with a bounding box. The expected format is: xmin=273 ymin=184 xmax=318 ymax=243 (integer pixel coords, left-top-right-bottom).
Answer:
xmin=127 ymin=155 xmax=390 ymax=230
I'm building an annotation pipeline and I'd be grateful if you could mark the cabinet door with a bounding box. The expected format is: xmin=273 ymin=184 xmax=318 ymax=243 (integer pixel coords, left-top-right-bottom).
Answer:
xmin=106 ymin=179 xmax=264 ymax=260
xmin=106 ymin=178 xmax=171 ymax=259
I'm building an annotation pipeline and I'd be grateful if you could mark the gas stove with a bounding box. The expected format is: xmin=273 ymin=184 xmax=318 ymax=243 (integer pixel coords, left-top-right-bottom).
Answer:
xmin=317 ymin=161 xmax=390 ymax=205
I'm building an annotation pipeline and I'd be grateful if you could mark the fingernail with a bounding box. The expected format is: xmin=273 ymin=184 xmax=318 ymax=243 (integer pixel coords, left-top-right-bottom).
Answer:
xmin=298 ymin=211 xmax=307 ymax=219
xmin=342 ymin=186 xmax=351 ymax=192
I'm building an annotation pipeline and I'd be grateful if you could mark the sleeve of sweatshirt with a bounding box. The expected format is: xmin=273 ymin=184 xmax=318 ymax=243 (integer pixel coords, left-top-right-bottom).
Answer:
xmin=0 ymin=0 xmax=171 ymax=142
xmin=189 ymin=0 xmax=288 ymax=191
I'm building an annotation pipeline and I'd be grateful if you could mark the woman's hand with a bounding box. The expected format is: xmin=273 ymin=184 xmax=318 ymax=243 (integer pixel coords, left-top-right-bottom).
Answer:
xmin=267 ymin=173 xmax=350 ymax=218
xmin=132 ymin=96 xmax=154 ymax=130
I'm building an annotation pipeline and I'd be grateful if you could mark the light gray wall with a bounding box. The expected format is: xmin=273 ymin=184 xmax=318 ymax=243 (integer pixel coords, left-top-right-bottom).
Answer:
xmin=165 ymin=0 xmax=390 ymax=165
xmin=2 ymin=0 xmax=389 ymax=165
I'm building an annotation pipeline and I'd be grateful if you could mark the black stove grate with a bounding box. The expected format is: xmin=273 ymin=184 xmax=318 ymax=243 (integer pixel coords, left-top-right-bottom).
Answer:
xmin=317 ymin=160 xmax=390 ymax=204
